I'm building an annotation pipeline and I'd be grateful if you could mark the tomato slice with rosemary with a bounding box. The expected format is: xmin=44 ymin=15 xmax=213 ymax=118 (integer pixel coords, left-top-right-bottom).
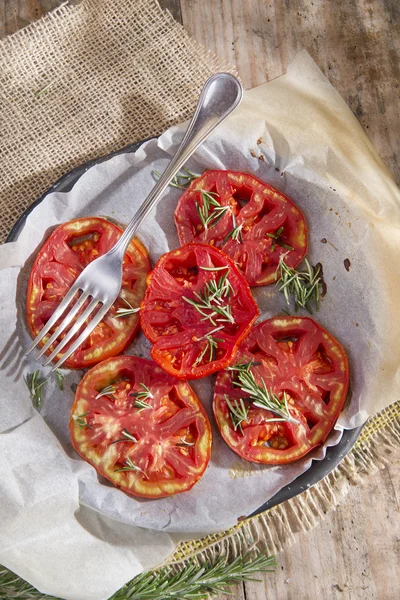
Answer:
xmin=70 ymin=355 xmax=212 ymax=498
xmin=174 ymin=170 xmax=308 ymax=287
xmin=26 ymin=217 xmax=150 ymax=369
xmin=213 ymin=316 xmax=349 ymax=464
xmin=140 ymin=243 xmax=259 ymax=379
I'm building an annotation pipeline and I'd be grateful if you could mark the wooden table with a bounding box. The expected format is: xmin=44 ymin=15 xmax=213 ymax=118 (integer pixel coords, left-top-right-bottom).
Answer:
xmin=1 ymin=2 xmax=399 ymax=599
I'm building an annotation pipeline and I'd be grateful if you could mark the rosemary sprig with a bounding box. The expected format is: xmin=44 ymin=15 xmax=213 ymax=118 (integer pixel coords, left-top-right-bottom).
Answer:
xmin=114 ymin=457 xmax=147 ymax=477
xmin=130 ymin=383 xmax=153 ymax=410
xmin=24 ymin=370 xmax=48 ymax=409
xmin=183 ymin=271 xmax=234 ymax=327
xmin=115 ymin=297 xmax=140 ymax=318
xmin=72 ymin=412 xmax=92 ymax=430
xmin=225 ymin=395 xmax=249 ymax=435
xmin=193 ymin=327 xmax=224 ymax=367
xmin=229 ymin=361 xmax=299 ymax=425
xmin=199 ymin=265 xmax=230 ymax=271
xmin=110 ymin=552 xmax=276 ymax=600
xmin=153 ymin=167 xmax=198 ymax=189
xmin=0 ymin=551 xmax=276 ymax=600
xmin=276 ymin=255 xmax=323 ymax=314
xmin=196 ymin=190 xmax=230 ymax=230
xmin=111 ymin=428 xmax=138 ymax=444
xmin=222 ymin=213 xmax=244 ymax=244
xmin=266 ymin=226 xmax=294 ymax=251
xmin=176 ymin=437 xmax=195 ymax=447
xmin=54 ymin=369 xmax=64 ymax=391
xmin=96 ymin=384 xmax=117 ymax=399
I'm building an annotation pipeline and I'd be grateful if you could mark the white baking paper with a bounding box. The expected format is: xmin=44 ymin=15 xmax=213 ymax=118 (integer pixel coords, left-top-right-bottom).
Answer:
xmin=1 ymin=50 xmax=400 ymax=599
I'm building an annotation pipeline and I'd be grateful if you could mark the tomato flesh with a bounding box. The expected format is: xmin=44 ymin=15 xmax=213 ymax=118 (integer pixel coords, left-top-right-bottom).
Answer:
xmin=213 ymin=316 xmax=349 ymax=464
xmin=70 ymin=356 xmax=212 ymax=498
xmin=140 ymin=243 xmax=259 ymax=379
xmin=174 ymin=170 xmax=308 ymax=287
xmin=26 ymin=217 xmax=150 ymax=369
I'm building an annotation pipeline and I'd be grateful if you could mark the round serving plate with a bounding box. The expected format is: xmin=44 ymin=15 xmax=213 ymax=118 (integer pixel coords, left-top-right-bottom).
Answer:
xmin=6 ymin=138 xmax=362 ymax=519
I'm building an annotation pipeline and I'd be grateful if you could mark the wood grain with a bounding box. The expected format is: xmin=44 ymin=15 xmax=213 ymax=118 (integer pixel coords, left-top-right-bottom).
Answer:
xmin=0 ymin=1 xmax=399 ymax=599
xmin=180 ymin=0 xmax=400 ymax=184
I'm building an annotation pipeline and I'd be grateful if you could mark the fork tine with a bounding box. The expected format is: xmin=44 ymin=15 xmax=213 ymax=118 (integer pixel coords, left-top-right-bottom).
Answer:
xmin=42 ymin=297 xmax=99 ymax=367
xmin=35 ymin=291 xmax=90 ymax=360
xmin=26 ymin=283 xmax=81 ymax=355
xmin=51 ymin=301 xmax=112 ymax=371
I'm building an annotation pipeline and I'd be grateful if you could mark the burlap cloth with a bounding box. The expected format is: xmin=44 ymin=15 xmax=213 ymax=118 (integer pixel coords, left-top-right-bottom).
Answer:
xmin=0 ymin=0 xmax=399 ymax=581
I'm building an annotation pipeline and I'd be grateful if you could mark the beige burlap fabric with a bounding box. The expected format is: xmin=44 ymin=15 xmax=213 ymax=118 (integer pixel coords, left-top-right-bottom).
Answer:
xmin=0 ymin=0 xmax=399 ymax=573
xmin=0 ymin=0 xmax=235 ymax=243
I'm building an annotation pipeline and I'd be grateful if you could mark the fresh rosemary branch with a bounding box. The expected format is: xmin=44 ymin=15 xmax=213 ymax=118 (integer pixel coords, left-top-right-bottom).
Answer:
xmin=111 ymin=428 xmax=138 ymax=444
xmin=72 ymin=412 xmax=92 ymax=430
xmin=130 ymin=384 xmax=153 ymax=411
xmin=114 ymin=457 xmax=147 ymax=477
xmin=153 ymin=168 xmax=198 ymax=189
xmin=222 ymin=213 xmax=243 ymax=244
xmin=276 ymin=255 xmax=323 ymax=314
xmin=54 ymin=369 xmax=64 ymax=391
xmin=196 ymin=190 xmax=230 ymax=230
xmin=110 ymin=552 xmax=276 ymax=600
xmin=193 ymin=327 xmax=224 ymax=367
xmin=266 ymin=226 xmax=294 ymax=251
xmin=116 ymin=297 xmax=140 ymax=318
xmin=225 ymin=395 xmax=249 ymax=435
xmin=96 ymin=384 xmax=117 ymax=399
xmin=183 ymin=271 xmax=234 ymax=327
xmin=229 ymin=361 xmax=299 ymax=425
xmin=24 ymin=370 xmax=48 ymax=409
xmin=0 ymin=552 xmax=276 ymax=600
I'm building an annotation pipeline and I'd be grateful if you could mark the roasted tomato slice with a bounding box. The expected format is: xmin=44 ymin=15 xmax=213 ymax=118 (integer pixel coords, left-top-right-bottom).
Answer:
xmin=174 ymin=170 xmax=307 ymax=287
xmin=70 ymin=355 xmax=212 ymax=498
xmin=26 ymin=217 xmax=150 ymax=369
xmin=140 ymin=243 xmax=259 ymax=379
xmin=213 ymin=316 xmax=349 ymax=464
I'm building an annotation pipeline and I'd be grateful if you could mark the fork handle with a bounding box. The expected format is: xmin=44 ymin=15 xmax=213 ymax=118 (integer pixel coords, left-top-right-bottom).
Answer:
xmin=110 ymin=73 xmax=243 ymax=258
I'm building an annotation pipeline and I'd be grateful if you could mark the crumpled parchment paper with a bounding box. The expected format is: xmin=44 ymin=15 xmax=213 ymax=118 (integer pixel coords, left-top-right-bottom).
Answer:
xmin=1 ymin=50 xmax=400 ymax=600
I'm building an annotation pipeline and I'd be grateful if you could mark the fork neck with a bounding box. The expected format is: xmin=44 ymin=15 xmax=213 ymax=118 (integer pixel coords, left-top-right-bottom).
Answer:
xmin=108 ymin=73 xmax=244 ymax=260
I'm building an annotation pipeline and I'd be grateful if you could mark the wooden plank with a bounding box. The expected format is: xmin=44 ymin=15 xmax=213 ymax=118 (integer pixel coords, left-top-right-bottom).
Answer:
xmin=0 ymin=0 xmax=73 ymax=38
xmin=244 ymin=458 xmax=400 ymax=600
xmin=159 ymin=0 xmax=182 ymax=24
xmin=180 ymin=0 xmax=400 ymax=184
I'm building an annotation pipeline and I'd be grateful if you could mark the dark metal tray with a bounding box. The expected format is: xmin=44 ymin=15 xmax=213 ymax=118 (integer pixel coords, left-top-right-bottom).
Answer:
xmin=7 ymin=139 xmax=362 ymax=518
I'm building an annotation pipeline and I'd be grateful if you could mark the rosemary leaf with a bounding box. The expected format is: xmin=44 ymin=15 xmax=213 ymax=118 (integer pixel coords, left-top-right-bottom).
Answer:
xmin=24 ymin=370 xmax=48 ymax=410
xmin=114 ymin=457 xmax=147 ymax=477
xmin=54 ymin=369 xmax=64 ymax=391
xmin=111 ymin=429 xmax=138 ymax=444
xmin=115 ymin=297 xmax=140 ymax=318
xmin=225 ymin=395 xmax=249 ymax=434
xmin=276 ymin=255 xmax=324 ymax=314
xmin=153 ymin=168 xmax=199 ymax=190
xmin=96 ymin=384 xmax=117 ymax=400
xmin=130 ymin=383 xmax=153 ymax=411
xmin=72 ymin=412 xmax=92 ymax=430
xmin=229 ymin=361 xmax=299 ymax=425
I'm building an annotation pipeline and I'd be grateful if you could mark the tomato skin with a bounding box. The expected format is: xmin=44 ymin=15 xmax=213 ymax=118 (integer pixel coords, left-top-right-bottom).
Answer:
xmin=140 ymin=243 xmax=260 ymax=380
xmin=174 ymin=170 xmax=308 ymax=287
xmin=70 ymin=355 xmax=212 ymax=498
xmin=213 ymin=316 xmax=349 ymax=465
xmin=26 ymin=217 xmax=150 ymax=369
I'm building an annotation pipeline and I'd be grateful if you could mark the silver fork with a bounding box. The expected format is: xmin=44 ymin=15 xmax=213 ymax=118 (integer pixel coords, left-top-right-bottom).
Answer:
xmin=26 ymin=73 xmax=244 ymax=370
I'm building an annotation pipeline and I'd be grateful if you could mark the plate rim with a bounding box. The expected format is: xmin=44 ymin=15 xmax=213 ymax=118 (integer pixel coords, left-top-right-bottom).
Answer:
xmin=6 ymin=139 xmax=363 ymax=521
